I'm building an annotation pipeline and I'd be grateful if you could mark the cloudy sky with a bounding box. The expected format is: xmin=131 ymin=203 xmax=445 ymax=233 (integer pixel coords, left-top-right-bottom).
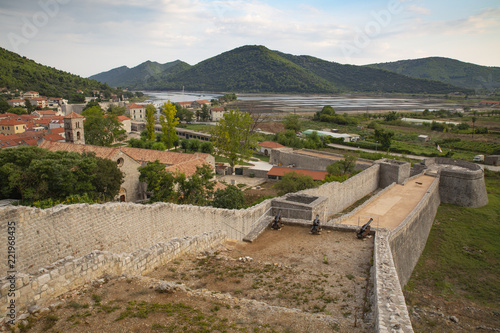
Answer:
xmin=1 ymin=0 xmax=499 ymax=77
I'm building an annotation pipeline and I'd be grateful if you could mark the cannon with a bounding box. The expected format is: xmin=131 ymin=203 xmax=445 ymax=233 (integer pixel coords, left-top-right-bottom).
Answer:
xmin=357 ymin=218 xmax=373 ymax=239
xmin=271 ymin=209 xmax=283 ymax=230
xmin=310 ymin=214 xmax=322 ymax=235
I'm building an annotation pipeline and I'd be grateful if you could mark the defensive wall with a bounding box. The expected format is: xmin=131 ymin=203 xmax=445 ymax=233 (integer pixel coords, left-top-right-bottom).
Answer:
xmin=0 ymin=158 xmax=490 ymax=332
xmin=270 ymin=147 xmax=373 ymax=172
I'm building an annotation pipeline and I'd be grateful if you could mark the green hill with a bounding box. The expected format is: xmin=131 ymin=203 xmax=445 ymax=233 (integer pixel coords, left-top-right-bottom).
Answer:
xmin=367 ymin=57 xmax=500 ymax=91
xmin=0 ymin=47 xmax=116 ymax=99
xmin=276 ymin=52 xmax=464 ymax=94
xmin=89 ymin=60 xmax=190 ymax=89
xmin=89 ymin=45 xmax=472 ymax=94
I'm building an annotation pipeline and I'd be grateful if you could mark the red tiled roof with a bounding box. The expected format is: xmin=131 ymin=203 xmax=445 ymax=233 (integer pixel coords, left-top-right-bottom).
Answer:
xmin=267 ymin=167 xmax=328 ymax=181
xmin=63 ymin=112 xmax=84 ymax=119
xmin=117 ymin=115 xmax=131 ymax=121
xmin=212 ymin=107 xmax=225 ymax=111
xmin=7 ymin=99 xmax=25 ymax=103
xmin=0 ymin=119 xmax=26 ymax=126
xmin=48 ymin=127 xmax=65 ymax=134
xmin=38 ymin=141 xmax=213 ymax=177
xmin=42 ymin=133 xmax=65 ymax=142
xmin=127 ymin=103 xmax=145 ymax=109
xmin=178 ymin=101 xmax=193 ymax=106
xmin=35 ymin=110 xmax=57 ymax=115
xmin=258 ymin=141 xmax=285 ymax=149
xmin=196 ymin=100 xmax=210 ymax=104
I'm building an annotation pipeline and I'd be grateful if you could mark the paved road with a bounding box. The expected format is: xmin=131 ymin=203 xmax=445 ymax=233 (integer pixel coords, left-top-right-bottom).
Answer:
xmin=327 ymin=143 xmax=500 ymax=171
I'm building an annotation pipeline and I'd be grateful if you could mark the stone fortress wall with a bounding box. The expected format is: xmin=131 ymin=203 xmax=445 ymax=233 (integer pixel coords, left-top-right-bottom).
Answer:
xmin=0 ymin=158 xmax=489 ymax=332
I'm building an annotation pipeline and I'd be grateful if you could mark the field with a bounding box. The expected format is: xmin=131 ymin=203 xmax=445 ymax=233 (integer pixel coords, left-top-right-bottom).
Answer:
xmin=404 ymin=171 xmax=500 ymax=332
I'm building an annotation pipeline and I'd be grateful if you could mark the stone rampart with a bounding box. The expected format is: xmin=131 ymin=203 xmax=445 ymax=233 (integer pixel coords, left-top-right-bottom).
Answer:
xmin=389 ymin=176 xmax=441 ymax=287
xmin=0 ymin=231 xmax=225 ymax=317
xmin=377 ymin=159 xmax=411 ymax=188
xmin=0 ymin=201 xmax=271 ymax=275
xmin=424 ymin=158 xmax=488 ymax=208
xmin=301 ymin=164 xmax=381 ymax=213
xmin=270 ymin=148 xmax=372 ymax=171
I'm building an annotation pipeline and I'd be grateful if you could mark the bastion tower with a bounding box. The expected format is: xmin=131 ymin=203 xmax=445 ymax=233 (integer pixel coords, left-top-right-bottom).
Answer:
xmin=63 ymin=112 xmax=85 ymax=145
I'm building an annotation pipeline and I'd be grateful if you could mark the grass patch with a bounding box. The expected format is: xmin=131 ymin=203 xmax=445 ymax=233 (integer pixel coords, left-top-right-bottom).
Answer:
xmin=406 ymin=170 xmax=500 ymax=306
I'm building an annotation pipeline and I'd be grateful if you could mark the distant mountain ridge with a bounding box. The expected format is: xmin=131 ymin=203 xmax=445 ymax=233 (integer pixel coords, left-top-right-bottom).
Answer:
xmin=367 ymin=57 xmax=500 ymax=91
xmin=89 ymin=60 xmax=190 ymax=89
xmin=89 ymin=45 xmax=472 ymax=94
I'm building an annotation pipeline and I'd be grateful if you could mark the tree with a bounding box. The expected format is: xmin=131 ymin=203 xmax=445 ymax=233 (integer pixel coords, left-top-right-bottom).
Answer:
xmin=200 ymin=104 xmax=210 ymax=121
xmin=138 ymin=160 xmax=176 ymax=203
xmin=82 ymin=106 xmax=126 ymax=146
xmin=384 ymin=111 xmax=399 ymax=122
xmin=0 ymin=146 xmax=123 ymax=202
xmin=107 ymin=105 xmax=126 ymax=116
xmin=176 ymin=107 xmax=194 ymax=122
xmin=273 ymin=172 xmax=317 ymax=196
xmin=283 ymin=114 xmax=301 ymax=133
xmin=24 ymin=99 xmax=34 ymax=114
xmin=0 ymin=99 xmax=10 ymax=113
xmin=201 ymin=141 xmax=214 ymax=154
xmin=159 ymin=101 xmax=179 ymax=149
xmin=212 ymin=185 xmax=245 ymax=209
xmin=211 ymin=109 xmax=256 ymax=169
xmin=145 ymin=104 xmax=156 ymax=141
xmin=374 ymin=128 xmax=394 ymax=150
xmin=472 ymin=116 xmax=477 ymax=138
xmin=326 ymin=154 xmax=357 ymax=176
xmin=175 ymin=164 xmax=215 ymax=205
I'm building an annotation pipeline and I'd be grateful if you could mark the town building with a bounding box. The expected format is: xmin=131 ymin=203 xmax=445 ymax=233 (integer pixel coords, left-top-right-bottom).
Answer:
xmin=63 ymin=112 xmax=85 ymax=144
xmin=38 ymin=141 xmax=215 ymax=202
xmin=257 ymin=141 xmax=285 ymax=156
xmin=0 ymin=119 xmax=27 ymax=135
xmin=126 ymin=103 xmax=146 ymax=121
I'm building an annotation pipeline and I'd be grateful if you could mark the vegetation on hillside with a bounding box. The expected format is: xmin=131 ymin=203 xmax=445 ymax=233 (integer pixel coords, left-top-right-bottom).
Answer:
xmin=90 ymin=45 xmax=469 ymax=94
xmin=0 ymin=47 xmax=118 ymax=100
xmin=368 ymin=56 xmax=500 ymax=92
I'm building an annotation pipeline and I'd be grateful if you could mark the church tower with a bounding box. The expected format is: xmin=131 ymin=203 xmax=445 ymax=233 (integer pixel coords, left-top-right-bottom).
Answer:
xmin=64 ymin=112 xmax=85 ymax=144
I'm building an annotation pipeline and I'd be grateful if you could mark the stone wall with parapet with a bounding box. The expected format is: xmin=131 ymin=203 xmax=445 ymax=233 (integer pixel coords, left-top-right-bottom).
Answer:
xmin=301 ymin=163 xmax=381 ymax=214
xmin=270 ymin=148 xmax=373 ymax=172
xmin=0 ymin=200 xmax=271 ymax=275
xmin=373 ymin=230 xmax=414 ymax=332
xmin=389 ymin=176 xmax=441 ymax=287
xmin=0 ymin=231 xmax=226 ymax=317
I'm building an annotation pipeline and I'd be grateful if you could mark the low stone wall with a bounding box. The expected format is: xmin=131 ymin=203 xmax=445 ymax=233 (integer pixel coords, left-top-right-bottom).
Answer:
xmin=0 ymin=201 xmax=271 ymax=275
xmin=0 ymin=231 xmax=226 ymax=318
xmin=301 ymin=164 xmax=381 ymax=214
xmin=270 ymin=148 xmax=373 ymax=172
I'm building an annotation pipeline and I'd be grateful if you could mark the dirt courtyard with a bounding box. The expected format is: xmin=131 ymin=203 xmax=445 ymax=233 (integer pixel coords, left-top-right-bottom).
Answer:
xmin=21 ymin=225 xmax=374 ymax=332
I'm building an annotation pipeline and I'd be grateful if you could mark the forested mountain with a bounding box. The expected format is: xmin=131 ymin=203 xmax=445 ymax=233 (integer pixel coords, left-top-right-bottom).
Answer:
xmin=90 ymin=46 xmax=470 ymax=94
xmin=276 ymin=52 xmax=463 ymax=94
xmin=0 ymin=47 xmax=117 ymax=99
xmin=89 ymin=60 xmax=190 ymax=89
xmin=368 ymin=57 xmax=500 ymax=91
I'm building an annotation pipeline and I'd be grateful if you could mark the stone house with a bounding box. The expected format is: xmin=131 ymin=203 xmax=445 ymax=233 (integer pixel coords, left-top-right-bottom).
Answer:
xmin=7 ymin=99 xmax=25 ymax=107
xmin=192 ymin=100 xmax=211 ymax=109
xmin=23 ymin=91 xmax=39 ymax=99
xmin=117 ymin=115 xmax=132 ymax=133
xmin=0 ymin=119 xmax=27 ymax=134
xmin=126 ymin=103 xmax=146 ymax=121
xmin=210 ymin=107 xmax=227 ymax=122
xmin=257 ymin=141 xmax=285 ymax=156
